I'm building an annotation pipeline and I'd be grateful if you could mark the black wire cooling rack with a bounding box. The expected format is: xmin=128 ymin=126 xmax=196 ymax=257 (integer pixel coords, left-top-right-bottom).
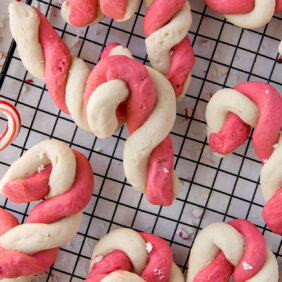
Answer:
xmin=0 ymin=0 xmax=281 ymax=280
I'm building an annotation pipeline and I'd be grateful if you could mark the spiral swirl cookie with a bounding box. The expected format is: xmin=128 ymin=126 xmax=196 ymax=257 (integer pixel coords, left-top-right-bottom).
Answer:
xmin=187 ymin=219 xmax=279 ymax=281
xmin=144 ymin=0 xmax=195 ymax=101
xmin=0 ymin=139 xmax=94 ymax=281
xmin=9 ymin=2 xmax=180 ymax=206
xmin=85 ymin=228 xmax=184 ymax=282
xmin=206 ymin=81 xmax=282 ymax=234
xmin=0 ymin=100 xmax=21 ymax=151
xmin=61 ymin=0 xmax=139 ymax=27
xmin=205 ymin=0 xmax=282 ymax=54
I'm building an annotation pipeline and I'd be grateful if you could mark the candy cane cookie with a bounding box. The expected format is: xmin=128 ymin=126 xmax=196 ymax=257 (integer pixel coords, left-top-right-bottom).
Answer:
xmin=85 ymin=228 xmax=185 ymax=282
xmin=187 ymin=219 xmax=279 ymax=282
xmin=61 ymin=0 xmax=139 ymax=27
xmin=9 ymin=2 xmax=180 ymax=206
xmin=0 ymin=139 xmax=94 ymax=281
xmin=204 ymin=0 xmax=282 ymax=54
xmin=206 ymin=81 xmax=282 ymax=234
xmin=0 ymin=100 xmax=21 ymax=151
xmin=144 ymin=0 xmax=195 ymax=101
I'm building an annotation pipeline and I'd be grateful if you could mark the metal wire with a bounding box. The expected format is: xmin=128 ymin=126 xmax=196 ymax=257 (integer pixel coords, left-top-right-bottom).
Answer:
xmin=0 ymin=0 xmax=281 ymax=280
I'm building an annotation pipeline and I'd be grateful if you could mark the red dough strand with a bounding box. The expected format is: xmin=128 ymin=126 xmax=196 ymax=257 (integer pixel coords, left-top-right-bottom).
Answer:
xmin=35 ymin=8 xmax=71 ymax=114
xmin=146 ymin=136 xmax=174 ymax=206
xmin=0 ymin=150 xmax=94 ymax=278
xmin=88 ymin=250 xmax=132 ymax=278
xmin=2 ymin=165 xmax=52 ymax=203
xmin=205 ymin=0 xmax=254 ymax=14
xmin=100 ymin=0 xmax=127 ymax=20
xmin=69 ymin=0 xmax=98 ymax=27
xmin=193 ymin=219 xmax=267 ymax=282
xmin=262 ymin=187 xmax=282 ymax=235
xmin=205 ymin=0 xmax=282 ymax=14
xmin=144 ymin=0 xmax=195 ymax=98
xmin=193 ymin=252 xmax=234 ymax=282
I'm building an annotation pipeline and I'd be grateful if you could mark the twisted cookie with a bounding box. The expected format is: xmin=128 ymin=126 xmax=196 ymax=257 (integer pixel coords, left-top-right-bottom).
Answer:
xmin=0 ymin=139 xmax=94 ymax=281
xmin=187 ymin=219 xmax=279 ymax=281
xmin=205 ymin=0 xmax=282 ymax=54
xmin=9 ymin=2 xmax=180 ymax=206
xmin=61 ymin=0 xmax=139 ymax=27
xmin=144 ymin=0 xmax=195 ymax=101
xmin=206 ymin=81 xmax=282 ymax=234
xmin=85 ymin=228 xmax=184 ymax=282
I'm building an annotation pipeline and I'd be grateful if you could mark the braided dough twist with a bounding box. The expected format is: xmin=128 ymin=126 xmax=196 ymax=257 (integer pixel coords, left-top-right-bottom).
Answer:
xmin=9 ymin=2 xmax=180 ymax=206
xmin=187 ymin=219 xmax=279 ymax=282
xmin=206 ymin=81 xmax=282 ymax=234
xmin=0 ymin=139 xmax=94 ymax=281
xmin=144 ymin=0 xmax=195 ymax=101
xmin=85 ymin=228 xmax=184 ymax=282
xmin=61 ymin=0 xmax=139 ymax=27
xmin=205 ymin=0 xmax=282 ymax=55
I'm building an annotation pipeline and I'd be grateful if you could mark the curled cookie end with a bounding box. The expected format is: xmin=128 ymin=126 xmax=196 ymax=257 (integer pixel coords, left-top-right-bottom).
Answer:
xmin=100 ymin=0 xmax=127 ymax=20
xmin=88 ymin=250 xmax=132 ymax=279
xmin=209 ymin=113 xmax=250 ymax=155
xmin=0 ymin=209 xmax=19 ymax=236
xmin=146 ymin=136 xmax=174 ymax=206
xmin=140 ymin=232 xmax=173 ymax=282
xmin=193 ymin=252 xmax=234 ymax=282
xmin=262 ymin=187 xmax=282 ymax=235
xmin=100 ymin=43 xmax=121 ymax=60
xmin=275 ymin=0 xmax=282 ymax=12
xmin=0 ymin=248 xmax=59 ymax=279
xmin=2 ymin=165 xmax=52 ymax=203
xmin=205 ymin=0 xmax=255 ymax=14
xmin=167 ymin=37 xmax=195 ymax=98
xmin=69 ymin=0 xmax=98 ymax=26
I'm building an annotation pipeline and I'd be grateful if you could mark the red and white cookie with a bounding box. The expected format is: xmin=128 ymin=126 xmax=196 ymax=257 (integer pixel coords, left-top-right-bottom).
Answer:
xmin=206 ymin=82 xmax=282 ymax=234
xmin=61 ymin=0 xmax=139 ymax=27
xmin=0 ymin=139 xmax=94 ymax=281
xmin=144 ymin=0 xmax=195 ymax=101
xmin=187 ymin=219 xmax=279 ymax=281
xmin=9 ymin=2 xmax=180 ymax=206
xmin=205 ymin=0 xmax=282 ymax=54
xmin=85 ymin=228 xmax=184 ymax=282
xmin=0 ymin=100 xmax=21 ymax=151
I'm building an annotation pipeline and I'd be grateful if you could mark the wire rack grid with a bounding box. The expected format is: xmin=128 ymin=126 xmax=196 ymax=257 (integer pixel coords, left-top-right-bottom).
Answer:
xmin=0 ymin=0 xmax=281 ymax=280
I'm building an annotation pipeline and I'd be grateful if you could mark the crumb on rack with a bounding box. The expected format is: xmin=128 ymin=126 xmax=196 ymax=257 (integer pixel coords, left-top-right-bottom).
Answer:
xmin=22 ymin=84 xmax=30 ymax=94
xmin=0 ymin=52 xmax=6 ymax=69
xmin=25 ymin=79 xmax=34 ymax=84
xmin=185 ymin=107 xmax=189 ymax=120
xmin=179 ymin=228 xmax=193 ymax=240
xmin=192 ymin=206 xmax=203 ymax=218
xmin=146 ymin=242 xmax=153 ymax=254
xmin=70 ymin=35 xmax=82 ymax=50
